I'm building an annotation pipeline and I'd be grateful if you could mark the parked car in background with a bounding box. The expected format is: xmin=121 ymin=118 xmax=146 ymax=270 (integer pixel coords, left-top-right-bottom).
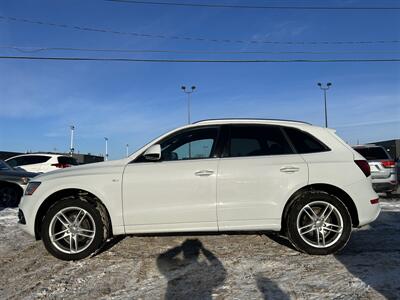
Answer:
xmin=353 ymin=145 xmax=398 ymax=194
xmin=0 ymin=160 xmax=38 ymax=207
xmin=5 ymin=154 xmax=78 ymax=173
xmin=19 ymin=119 xmax=380 ymax=260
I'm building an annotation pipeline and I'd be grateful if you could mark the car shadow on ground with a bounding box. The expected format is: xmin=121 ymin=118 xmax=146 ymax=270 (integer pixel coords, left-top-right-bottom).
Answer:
xmin=156 ymin=238 xmax=289 ymax=299
xmin=93 ymin=235 xmax=126 ymax=257
xmin=256 ymin=274 xmax=290 ymax=300
xmin=334 ymin=210 xmax=400 ymax=299
xmin=156 ymin=238 xmax=226 ymax=299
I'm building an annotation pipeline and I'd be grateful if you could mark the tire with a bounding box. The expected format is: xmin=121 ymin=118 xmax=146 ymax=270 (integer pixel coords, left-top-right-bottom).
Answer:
xmin=286 ymin=191 xmax=352 ymax=255
xmin=0 ymin=185 xmax=22 ymax=207
xmin=41 ymin=197 xmax=109 ymax=260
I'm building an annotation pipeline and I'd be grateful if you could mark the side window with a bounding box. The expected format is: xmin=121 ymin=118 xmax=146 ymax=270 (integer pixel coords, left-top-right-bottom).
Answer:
xmin=226 ymin=125 xmax=293 ymax=158
xmin=24 ymin=155 xmax=50 ymax=165
xmin=161 ymin=127 xmax=219 ymax=161
xmin=284 ymin=127 xmax=329 ymax=154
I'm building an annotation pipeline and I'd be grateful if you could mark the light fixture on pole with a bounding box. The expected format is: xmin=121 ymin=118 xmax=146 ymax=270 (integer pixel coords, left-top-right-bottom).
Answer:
xmin=317 ymin=82 xmax=332 ymax=128
xmin=69 ymin=125 xmax=75 ymax=156
xmin=126 ymin=144 xmax=129 ymax=157
xmin=104 ymin=137 xmax=109 ymax=161
xmin=181 ymin=85 xmax=196 ymax=124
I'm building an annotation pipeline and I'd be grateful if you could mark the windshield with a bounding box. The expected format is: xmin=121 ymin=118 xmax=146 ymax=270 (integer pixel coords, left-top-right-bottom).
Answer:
xmin=354 ymin=147 xmax=391 ymax=160
xmin=0 ymin=160 xmax=11 ymax=170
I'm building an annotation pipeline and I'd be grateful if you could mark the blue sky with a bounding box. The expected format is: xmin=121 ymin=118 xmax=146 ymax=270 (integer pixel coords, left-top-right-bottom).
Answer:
xmin=0 ymin=0 xmax=399 ymax=159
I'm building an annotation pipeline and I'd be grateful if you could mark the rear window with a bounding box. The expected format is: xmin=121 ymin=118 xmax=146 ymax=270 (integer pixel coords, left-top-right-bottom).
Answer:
xmin=284 ymin=127 xmax=330 ymax=154
xmin=353 ymin=147 xmax=390 ymax=160
xmin=58 ymin=156 xmax=78 ymax=165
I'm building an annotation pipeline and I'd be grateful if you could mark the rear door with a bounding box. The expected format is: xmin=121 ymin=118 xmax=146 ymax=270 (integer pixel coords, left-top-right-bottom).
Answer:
xmin=216 ymin=125 xmax=308 ymax=231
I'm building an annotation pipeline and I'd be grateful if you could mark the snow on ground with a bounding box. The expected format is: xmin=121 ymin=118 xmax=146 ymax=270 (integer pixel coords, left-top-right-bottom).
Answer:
xmin=1 ymin=196 xmax=399 ymax=300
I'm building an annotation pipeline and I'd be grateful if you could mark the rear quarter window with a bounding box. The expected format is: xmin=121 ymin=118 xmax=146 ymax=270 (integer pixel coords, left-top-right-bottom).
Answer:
xmin=284 ymin=127 xmax=330 ymax=154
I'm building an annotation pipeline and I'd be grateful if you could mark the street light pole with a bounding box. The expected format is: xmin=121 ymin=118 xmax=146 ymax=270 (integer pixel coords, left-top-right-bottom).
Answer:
xmin=69 ymin=125 xmax=75 ymax=156
xmin=181 ymin=85 xmax=196 ymax=124
xmin=317 ymin=82 xmax=332 ymax=128
xmin=126 ymin=144 xmax=129 ymax=157
xmin=104 ymin=137 xmax=109 ymax=161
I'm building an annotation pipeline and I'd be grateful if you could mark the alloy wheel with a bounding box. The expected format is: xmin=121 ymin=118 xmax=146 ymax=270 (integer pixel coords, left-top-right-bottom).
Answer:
xmin=48 ymin=207 xmax=96 ymax=254
xmin=296 ymin=201 xmax=344 ymax=248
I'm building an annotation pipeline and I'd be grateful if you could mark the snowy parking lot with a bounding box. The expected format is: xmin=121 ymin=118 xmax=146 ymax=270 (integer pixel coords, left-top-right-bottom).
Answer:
xmin=1 ymin=195 xmax=399 ymax=300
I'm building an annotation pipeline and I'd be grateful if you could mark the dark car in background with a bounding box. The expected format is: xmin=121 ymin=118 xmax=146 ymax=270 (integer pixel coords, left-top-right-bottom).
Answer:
xmin=353 ymin=145 xmax=398 ymax=194
xmin=0 ymin=160 xmax=38 ymax=207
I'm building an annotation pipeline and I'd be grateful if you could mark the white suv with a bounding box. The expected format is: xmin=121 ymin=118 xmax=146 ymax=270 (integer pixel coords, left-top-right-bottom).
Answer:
xmin=19 ymin=119 xmax=380 ymax=260
xmin=6 ymin=154 xmax=77 ymax=173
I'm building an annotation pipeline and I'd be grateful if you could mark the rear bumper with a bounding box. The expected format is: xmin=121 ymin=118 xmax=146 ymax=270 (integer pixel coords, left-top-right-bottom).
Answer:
xmin=343 ymin=179 xmax=381 ymax=227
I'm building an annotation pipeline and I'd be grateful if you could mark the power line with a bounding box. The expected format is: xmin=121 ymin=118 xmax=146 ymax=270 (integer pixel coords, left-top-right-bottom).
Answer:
xmin=1 ymin=15 xmax=399 ymax=46
xmin=107 ymin=0 xmax=400 ymax=10
xmin=0 ymin=55 xmax=399 ymax=63
xmin=2 ymin=46 xmax=400 ymax=55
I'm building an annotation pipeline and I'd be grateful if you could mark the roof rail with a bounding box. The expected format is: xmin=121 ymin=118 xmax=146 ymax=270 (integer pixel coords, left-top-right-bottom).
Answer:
xmin=192 ymin=118 xmax=312 ymax=125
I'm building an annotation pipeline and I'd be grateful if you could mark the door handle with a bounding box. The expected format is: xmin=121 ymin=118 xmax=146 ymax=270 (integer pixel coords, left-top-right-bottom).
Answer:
xmin=280 ymin=166 xmax=300 ymax=173
xmin=194 ymin=170 xmax=214 ymax=177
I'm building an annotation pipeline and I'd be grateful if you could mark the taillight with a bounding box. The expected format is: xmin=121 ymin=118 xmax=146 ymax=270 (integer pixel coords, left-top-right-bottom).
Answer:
xmin=51 ymin=163 xmax=71 ymax=168
xmin=355 ymin=160 xmax=371 ymax=177
xmin=381 ymin=160 xmax=395 ymax=168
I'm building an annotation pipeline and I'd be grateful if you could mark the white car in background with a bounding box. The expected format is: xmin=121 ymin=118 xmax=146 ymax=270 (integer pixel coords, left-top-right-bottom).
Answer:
xmin=18 ymin=119 xmax=380 ymax=260
xmin=6 ymin=154 xmax=77 ymax=173
xmin=353 ymin=145 xmax=398 ymax=194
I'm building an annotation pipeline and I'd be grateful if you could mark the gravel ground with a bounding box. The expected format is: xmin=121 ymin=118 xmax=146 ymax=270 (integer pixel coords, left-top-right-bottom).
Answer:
xmin=0 ymin=196 xmax=399 ymax=300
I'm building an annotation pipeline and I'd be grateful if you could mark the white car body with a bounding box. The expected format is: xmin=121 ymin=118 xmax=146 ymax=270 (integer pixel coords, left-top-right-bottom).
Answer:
xmin=5 ymin=154 xmax=77 ymax=173
xmin=19 ymin=119 xmax=380 ymax=241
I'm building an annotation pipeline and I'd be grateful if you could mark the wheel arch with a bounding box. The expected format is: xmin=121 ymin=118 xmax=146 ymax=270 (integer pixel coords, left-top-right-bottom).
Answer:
xmin=281 ymin=183 xmax=359 ymax=232
xmin=34 ymin=188 xmax=112 ymax=240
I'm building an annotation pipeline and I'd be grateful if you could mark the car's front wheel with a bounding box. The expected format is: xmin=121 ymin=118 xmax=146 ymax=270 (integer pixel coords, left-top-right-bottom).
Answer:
xmin=286 ymin=191 xmax=352 ymax=255
xmin=41 ymin=198 xmax=108 ymax=260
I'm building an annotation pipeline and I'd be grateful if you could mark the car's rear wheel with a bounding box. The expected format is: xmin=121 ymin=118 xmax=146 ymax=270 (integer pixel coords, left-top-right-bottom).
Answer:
xmin=287 ymin=191 xmax=352 ymax=255
xmin=41 ymin=198 xmax=108 ymax=260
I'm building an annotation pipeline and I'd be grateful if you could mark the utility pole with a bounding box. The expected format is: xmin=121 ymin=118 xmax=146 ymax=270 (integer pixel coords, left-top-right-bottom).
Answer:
xmin=181 ymin=85 xmax=196 ymax=159
xmin=317 ymin=82 xmax=332 ymax=128
xmin=181 ymin=85 xmax=196 ymax=124
xmin=126 ymin=144 xmax=129 ymax=157
xmin=69 ymin=125 xmax=75 ymax=156
xmin=104 ymin=137 xmax=109 ymax=161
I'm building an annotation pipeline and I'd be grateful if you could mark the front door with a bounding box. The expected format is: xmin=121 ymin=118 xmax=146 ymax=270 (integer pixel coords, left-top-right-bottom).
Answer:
xmin=122 ymin=126 xmax=221 ymax=233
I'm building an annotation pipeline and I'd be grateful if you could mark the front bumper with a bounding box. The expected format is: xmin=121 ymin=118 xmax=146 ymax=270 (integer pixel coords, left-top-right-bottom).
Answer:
xmin=18 ymin=195 xmax=38 ymax=238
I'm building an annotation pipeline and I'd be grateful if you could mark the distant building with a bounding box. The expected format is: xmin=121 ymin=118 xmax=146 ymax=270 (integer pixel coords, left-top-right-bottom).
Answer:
xmin=0 ymin=151 xmax=104 ymax=164
xmin=368 ymin=139 xmax=400 ymax=160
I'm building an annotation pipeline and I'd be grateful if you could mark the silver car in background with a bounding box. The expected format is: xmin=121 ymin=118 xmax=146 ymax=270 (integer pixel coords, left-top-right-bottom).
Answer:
xmin=353 ymin=145 xmax=398 ymax=194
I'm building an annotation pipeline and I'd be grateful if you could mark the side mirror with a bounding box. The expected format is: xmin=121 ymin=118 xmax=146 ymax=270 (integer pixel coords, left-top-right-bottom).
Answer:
xmin=143 ymin=144 xmax=161 ymax=161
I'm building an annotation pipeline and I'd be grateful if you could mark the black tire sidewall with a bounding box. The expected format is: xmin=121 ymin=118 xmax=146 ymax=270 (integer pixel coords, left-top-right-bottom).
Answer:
xmin=287 ymin=191 xmax=352 ymax=255
xmin=41 ymin=198 xmax=105 ymax=261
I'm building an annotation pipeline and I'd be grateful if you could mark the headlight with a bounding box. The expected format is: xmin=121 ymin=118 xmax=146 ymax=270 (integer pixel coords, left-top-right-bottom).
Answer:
xmin=25 ymin=182 xmax=41 ymax=196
